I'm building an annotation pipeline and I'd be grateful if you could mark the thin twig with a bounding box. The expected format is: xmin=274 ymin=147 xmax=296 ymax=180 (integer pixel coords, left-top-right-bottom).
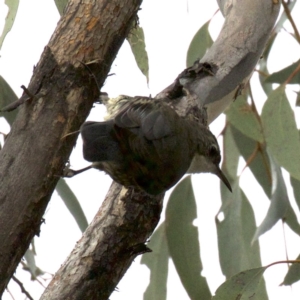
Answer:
xmin=76 ymin=60 xmax=101 ymax=92
xmin=6 ymin=287 xmax=16 ymax=300
xmin=282 ymin=0 xmax=300 ymax=44
xmin=61 ymin=130 xmax=80 ymax=139
xmin=0 ymin=85 xmax=34 ymax=112
xmin=281 ymin=220 xmax=290 ymax=265
xmin=35 ymin=276 xmax=47 ymax=288
xmin=21 ymin=85 xmax=35 ymax=99
xmin=254 ymin=68 xmax=269 ymax=77
xmin=266 ymin=260 xmax=300 ymax=269
xmin=12 ymin=276 xmax=34 ymax=300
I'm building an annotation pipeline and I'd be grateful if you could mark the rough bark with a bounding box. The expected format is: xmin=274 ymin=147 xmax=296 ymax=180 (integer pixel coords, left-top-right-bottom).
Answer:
xmin=0 ymin=0 xmax=280 ymax=299
xmin=40 ymin=1 xmax=280 ymax=299
xmin=0 ymin=0 xmax=142 ymax=295
xmin=41 ymin=184 xmax=163 ymax=299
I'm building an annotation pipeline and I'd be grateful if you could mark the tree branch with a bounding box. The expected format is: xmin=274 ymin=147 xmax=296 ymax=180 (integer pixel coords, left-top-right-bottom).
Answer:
xmin=40 ymin=1 xmax=280 ymax=299
xmin=0 ymin=0 xmax=142 ymax=295
xmin=41 ymin=183 xmax=162 ymax=299
xmin=159 ymin=0 xmax=280 ymax=123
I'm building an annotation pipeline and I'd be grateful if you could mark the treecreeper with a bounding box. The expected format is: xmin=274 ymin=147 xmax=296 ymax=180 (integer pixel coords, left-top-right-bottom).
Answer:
xmin=65 ymin=95 xmax=232 ymax=195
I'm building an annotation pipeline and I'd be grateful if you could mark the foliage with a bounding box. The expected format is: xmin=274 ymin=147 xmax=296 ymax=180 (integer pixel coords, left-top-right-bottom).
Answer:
xmin=1 ymin=0 xmax=300 ymax=300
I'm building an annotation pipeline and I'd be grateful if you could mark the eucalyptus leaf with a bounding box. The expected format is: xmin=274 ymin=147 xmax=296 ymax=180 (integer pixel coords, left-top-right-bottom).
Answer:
xmin=265 ymin=60 xmax=300 ymax=84
xmin=226 ymin=94 xmax=264 ymax=143
xmin=127 ymin=25 xmax=149 ymax=83
xmin=54 ymin=0 xmax=68 ymax=16
xmin=186 ymin=20 xmax=213 ymax=67
xmin=258 ymin=33 xmax=276 ymax=95
xmin=257 ymin=0 xmax=297 ymax=95
xmin=261 ymin=86 xmax=300 ymax=181
xmin=281 ymin=254 xmax=300 ymax=286
xmin=222 ymin=124 xmax=239 ymax=180
xmin=290 ymin=176 xmax=300 ymax=212
xmin=213 ymin=267 xmax=267 ymax=300
xmin=0 ymin=0 xmax=19 ymax=50
xmin=252 ymin=152 xmax=289 ymax=242
xmin=296 ymin=91 xmax=300 ymax=107
xmin=0 ymin=75 xmax=18 ymax=125
xmin=56 ymin=179 xmax=88 ymax=233
xmin=165 ymin=176 xmax=211 ymax=300
xmin=217 ymin=179 xmax=266 ymax=298
xmin=141 ymin=223 xmax=169 ymax=300
xmin=231 ymin=126 xmax=271 ymax=198
xmin=284 ymin=204 xmax=300 ymax=236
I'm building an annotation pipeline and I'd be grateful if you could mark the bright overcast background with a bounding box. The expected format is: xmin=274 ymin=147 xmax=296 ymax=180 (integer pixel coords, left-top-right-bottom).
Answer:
xmin=1 ymin=0 xmax=300 ymax=299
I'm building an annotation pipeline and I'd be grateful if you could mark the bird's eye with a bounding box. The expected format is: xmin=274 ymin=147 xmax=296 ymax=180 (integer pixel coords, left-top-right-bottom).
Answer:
xmin=208 ymin=144 xmax=219 ymax=157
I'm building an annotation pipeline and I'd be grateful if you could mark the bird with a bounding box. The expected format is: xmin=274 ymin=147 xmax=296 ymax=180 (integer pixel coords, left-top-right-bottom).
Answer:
xmin=75 ymin=96 xmax=232 ymax=195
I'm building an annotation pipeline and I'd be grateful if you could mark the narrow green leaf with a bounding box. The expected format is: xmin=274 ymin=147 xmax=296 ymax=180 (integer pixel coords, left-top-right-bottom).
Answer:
xmin=281 ymin=255 xmax=300 ymax=286
xmin=141 ymin=223 xmax=169 ymax=300
xmin=231 ymin=126 xmax=271 ymax=198
xmin=258 ymin=0 xmax=297 ymax=94
xmin=218 ymin=180 xmax=244 ymax=277
xmin=222 ymin=125 xmax=240 ymax=180
xmin=261 ymin=86 xmax=300 ymax=181
xmin=226 ymin=95 xmax=264 ymax=143
xmin=213 ymin=267 xmax=267 ymax=300
xmin=258 ymin=33 xmax=275 ymax=95
xmin=265 ymin=60 xmax=300 ymax=84
xmin=54 ymin=0 xmax=68 ymax=16
xmin=252 ymin=152 xmax=289 ymax=242
xmin=296 ymin=91 xmax=300 ymax=107
xmin=290 ymin=176 xmax=300 ymax=212
xmin=56 ymin=179 xmax=88 ymax=232
xmin=284 ymin=204 xmax=300 ymax=236
xmin=217 ymin=179 xmax=267 ymax=300
xmin=127 ymin=25 xmax=149 ymax=83
xmin=186 ymin=20 xmax=213 ymax=67
xmin=0 ymin=75 xmax=18 ymax=125
xmin=165 ymin=176 xmax=211 ymax=300
xmin=0 ymin=0 xmax=19 ymax=50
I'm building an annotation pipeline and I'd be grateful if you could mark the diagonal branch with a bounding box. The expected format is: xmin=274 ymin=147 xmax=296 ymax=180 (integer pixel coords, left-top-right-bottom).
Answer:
xmin=40 ymin=1 xmax=280 ymax=299
xmin=0 ymin=0 xmax=142 ymax=295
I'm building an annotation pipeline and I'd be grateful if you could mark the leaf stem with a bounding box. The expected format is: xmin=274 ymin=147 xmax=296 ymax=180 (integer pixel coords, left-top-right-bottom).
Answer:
xmin=266 ymin=260 xmax=300 ymax=269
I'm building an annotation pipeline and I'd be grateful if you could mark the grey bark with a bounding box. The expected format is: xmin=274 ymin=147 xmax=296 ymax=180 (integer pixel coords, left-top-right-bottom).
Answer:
xmin=159 ymin=0 xmax=280 ymax=124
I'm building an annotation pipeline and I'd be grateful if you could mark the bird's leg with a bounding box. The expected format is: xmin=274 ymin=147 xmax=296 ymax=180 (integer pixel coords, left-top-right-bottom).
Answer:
xmin=62 ymin=164 xmax=93 ymax=178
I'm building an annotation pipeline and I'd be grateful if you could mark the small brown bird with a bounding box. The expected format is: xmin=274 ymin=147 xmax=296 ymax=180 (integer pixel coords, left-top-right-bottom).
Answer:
xmin=78 ymin=96 xmax=231 ymax=195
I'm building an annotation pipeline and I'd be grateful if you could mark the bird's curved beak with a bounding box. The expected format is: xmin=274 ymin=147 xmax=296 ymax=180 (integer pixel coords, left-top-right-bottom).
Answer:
xmin=187 ymin=155 xmax=232 ymax=192
xmin=214 ymin=166 xmax=232 ymax=192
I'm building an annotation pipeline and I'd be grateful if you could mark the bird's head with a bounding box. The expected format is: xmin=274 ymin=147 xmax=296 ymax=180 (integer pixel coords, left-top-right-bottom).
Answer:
xmin=187 ymin=129 xmax=232 ymax=192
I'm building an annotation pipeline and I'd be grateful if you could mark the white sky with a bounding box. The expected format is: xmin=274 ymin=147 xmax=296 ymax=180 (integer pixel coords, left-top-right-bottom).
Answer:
xmin=1 ymin=0 xmax=300 ymax=299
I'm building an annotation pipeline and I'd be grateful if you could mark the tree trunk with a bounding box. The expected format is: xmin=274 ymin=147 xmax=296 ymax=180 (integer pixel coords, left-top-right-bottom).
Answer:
xmin=0 ymin=0 xmax=142 ymax=295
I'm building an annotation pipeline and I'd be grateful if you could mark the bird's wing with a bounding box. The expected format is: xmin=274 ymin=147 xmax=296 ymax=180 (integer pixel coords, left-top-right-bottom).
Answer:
xmin=114 ymin=100 xmax=174 ymax=140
